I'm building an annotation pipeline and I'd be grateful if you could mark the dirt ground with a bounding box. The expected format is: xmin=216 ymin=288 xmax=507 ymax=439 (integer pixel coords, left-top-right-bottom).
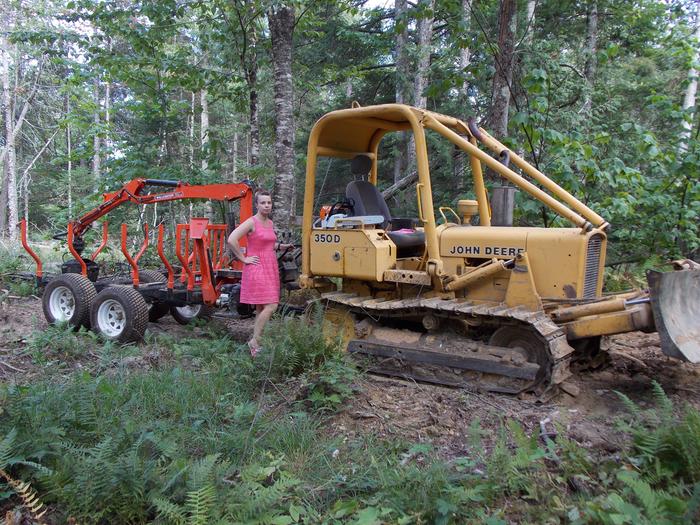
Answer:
xmin=2 ymin=295 xmax=699 ymax=460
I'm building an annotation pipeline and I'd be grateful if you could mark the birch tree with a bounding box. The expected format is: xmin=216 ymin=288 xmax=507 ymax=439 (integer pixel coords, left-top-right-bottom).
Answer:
xmin=93 ymin=76 xmax=101 ymax=183
xmin=0 ymin=11 xmax=43 ymax=241
xmin=681 ymin=0 xmax=700 ymax=152
xmin=582 ymin=0 xmax=598 ymax=117
xmin=268 ymin=3 xmax=296 ymax=230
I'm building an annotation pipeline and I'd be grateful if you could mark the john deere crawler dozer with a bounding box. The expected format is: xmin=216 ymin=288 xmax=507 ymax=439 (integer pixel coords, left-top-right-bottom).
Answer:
xmin=299 ymin=103 xmax=700 ymax=395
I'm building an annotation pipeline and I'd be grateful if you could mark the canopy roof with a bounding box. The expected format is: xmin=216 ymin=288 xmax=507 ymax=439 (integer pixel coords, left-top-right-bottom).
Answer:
xmin=310 ymin=103 xmax=470 ymax=158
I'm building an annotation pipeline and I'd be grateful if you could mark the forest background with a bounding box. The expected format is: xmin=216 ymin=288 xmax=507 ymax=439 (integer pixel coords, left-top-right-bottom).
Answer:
xmin=1 ymin=0 xmax=699 ymax=263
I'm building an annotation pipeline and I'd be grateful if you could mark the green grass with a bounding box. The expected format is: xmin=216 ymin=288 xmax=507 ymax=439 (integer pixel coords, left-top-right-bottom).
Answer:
xmin=1 ymin=316 xmax=699 ymax=523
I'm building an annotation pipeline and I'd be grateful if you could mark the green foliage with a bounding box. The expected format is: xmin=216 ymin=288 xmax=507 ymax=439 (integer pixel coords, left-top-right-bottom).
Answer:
xmin=261 ymin=308 xmax=344 ymax=379
xmin=26 ymin=322 xmax=97 ymax=364
xmin=301 ymin=358 xmax=357 ymax=413
xmin=616 ymin=381 xmax=700 ymax=485
xmin=3 ymin=356 xmax=700 ymax=524
xmin=604 ymin=256 xmax=667 ymax=292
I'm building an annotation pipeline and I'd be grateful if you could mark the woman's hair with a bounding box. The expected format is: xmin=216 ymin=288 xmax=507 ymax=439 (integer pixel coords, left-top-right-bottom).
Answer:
xmin=255 ymin=190 xmax=271 ymax=204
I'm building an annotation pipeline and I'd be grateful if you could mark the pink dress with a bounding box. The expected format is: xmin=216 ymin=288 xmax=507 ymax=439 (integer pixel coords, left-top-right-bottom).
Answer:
xmin=240 ymin=216 xmax=280 ymax=305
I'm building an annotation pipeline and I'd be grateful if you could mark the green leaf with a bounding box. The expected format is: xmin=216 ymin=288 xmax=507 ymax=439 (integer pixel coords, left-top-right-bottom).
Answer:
xmin=289 ymin=504 xmax=303 ymax=521
xmin=353 ymin=507 xmax=381 ymax=525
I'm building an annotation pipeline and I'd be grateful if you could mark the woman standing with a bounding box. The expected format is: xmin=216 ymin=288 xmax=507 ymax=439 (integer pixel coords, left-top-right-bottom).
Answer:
xmin=227 ymin=190 xmax=292 ymax=356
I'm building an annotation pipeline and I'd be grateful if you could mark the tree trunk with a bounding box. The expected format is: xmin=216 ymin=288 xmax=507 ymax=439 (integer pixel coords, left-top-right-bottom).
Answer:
xmin=394 ymin=0 xmax=410 ymax=106
xmin=67 ymin=94 xmax=72 ymax=218
xmin=23 ymin=161 xmax=28 ymax=224
xmin=245 ymin=28 xmax=260 ymax=167
xmin=414 ymin=0 xmax=434 ymax=109
xmin=582 ymin=0 xmax=598 ymax=117
xmin=394 ymin=0 xmax=409 ymax=183
xmin=1 ymin=32 xmax=18 ymax=241
xmin=681 ymin=0 xmax=700 ymax=152
xmin=188 ymin=91 xmax=195 ymax=170
xmin=200 ymin=88 xmax=209 ymax=173
xmin=1 ymin=29 xmax=12 ymax=237
xmin=105 ymin=39 xmax=111 ymax=131
xmin=201 ymin=88 xmax=215 ymax=220
xmin=525 ymin=0 xmax=536 ymax=46
xmin=21 ymin=129 xmax=57 ymax=224
xmin=488 ymin=0 xmax=516 ymax=139
xmin=93 ymin=76 xmax=101 ymax=184
xmin=247 ymin=74 xmax=259 ymax=166
xmin=232 ymin=129 xmax=238 ymax=180
xmin=454 ymin=0 xmax=472 ymax=187
xmin=488 ymin=0 xmax=517 ymax=227
xmin=268 ymin=4 xmax=296 ymax=230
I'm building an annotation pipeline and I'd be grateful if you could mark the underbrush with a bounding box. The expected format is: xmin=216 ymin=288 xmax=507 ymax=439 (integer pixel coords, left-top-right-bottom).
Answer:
xmin=603 ymin=255 xmax=667 ymax=292
xmin=1 ymin=313 xmax=699 ymax=523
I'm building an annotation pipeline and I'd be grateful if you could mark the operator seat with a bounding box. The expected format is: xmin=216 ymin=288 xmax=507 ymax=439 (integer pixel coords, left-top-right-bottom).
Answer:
xmin=345 ymin=155 xmax=425 ymax=258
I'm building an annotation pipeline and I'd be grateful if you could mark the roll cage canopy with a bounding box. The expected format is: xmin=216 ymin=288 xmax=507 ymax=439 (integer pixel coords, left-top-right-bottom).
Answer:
xmin=301 ymin=103 xmax=609 ymax=281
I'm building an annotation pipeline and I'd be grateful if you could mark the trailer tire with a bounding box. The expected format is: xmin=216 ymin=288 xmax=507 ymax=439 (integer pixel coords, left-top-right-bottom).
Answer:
xmin=91 ymin=286 xmax=149 ymax=344
xmin=170 ymin=304 xmax=215 ymax=325
xmin=42 ymin=273 xmax=97 ymax=329
xmin=138 ymin=270 xmax=171 ymax=322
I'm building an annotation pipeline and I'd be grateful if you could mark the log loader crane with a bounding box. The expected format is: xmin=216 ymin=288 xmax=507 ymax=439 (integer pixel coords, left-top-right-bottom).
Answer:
xmin=21 ymin=178 xmax=257 ymax=342
xmin=300 ymin=103 xmax=699 ymax=395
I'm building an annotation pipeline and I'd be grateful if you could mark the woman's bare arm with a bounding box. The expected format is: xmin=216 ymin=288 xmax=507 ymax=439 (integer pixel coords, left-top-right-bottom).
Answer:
xmin=227 ymin=218 xmax=259 ymax=265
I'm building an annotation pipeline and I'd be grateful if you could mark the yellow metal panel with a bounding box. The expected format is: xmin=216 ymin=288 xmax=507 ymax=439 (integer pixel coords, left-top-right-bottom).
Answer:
xmin=309 ymin=228 xmax=396 ymax=282
xmin=525 ymin=228 xmax=591 ymax=298
xmin=345 ymin=247 xmax=375 ymax=280
xmin=439 ymin=226 xmax=606 ymax=300
xmin=504 ymin=253 xmax=543 ymax=311
xmin=564 ymin=304 xmax=654 ymax=339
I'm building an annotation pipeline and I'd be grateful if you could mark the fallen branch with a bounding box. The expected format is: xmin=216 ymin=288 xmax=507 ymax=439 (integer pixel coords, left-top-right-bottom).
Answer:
xmin=0 ymin=360 xmax=25 ymax=373
xmin=381 ymin=170 xmax=418 ymax=200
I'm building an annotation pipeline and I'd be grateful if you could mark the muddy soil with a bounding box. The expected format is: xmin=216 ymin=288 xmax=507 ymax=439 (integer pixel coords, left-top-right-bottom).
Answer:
xmin=2 ymin=296 xmax=699 ymax=460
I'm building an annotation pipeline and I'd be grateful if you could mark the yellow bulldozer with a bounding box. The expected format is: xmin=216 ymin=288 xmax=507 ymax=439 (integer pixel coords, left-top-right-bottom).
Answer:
xmin=298 ymin=103 xmax=700 ymax=395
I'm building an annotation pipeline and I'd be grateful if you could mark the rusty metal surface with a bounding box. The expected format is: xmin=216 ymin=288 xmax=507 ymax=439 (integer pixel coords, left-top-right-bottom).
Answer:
xmin=647 ymin=269 xmax=700 ymax=362
xmin=382 ymin=269 xmax=432 ymax=285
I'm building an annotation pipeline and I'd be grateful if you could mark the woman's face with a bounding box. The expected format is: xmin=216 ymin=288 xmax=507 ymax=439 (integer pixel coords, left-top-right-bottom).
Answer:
xmin=257 ymin=195 xmax=273 ymax=216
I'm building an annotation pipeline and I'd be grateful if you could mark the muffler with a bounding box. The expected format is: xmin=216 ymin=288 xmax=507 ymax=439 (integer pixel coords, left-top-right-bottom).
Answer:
xmin=647 ymin=269 xmax=700 ymax=362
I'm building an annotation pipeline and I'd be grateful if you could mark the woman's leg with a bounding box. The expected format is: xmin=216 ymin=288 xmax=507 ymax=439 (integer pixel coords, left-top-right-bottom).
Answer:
xmin=250 ymin=303 xmax=278 ymax=348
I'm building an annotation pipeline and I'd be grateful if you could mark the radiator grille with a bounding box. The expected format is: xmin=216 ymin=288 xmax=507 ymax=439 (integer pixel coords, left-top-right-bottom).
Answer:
xmin=583 ymin=234 xmax=603 ymax=298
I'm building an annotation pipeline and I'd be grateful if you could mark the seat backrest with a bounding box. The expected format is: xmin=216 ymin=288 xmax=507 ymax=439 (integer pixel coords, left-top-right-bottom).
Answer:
xmin=346 ymin=180 xmax=391 ymax=229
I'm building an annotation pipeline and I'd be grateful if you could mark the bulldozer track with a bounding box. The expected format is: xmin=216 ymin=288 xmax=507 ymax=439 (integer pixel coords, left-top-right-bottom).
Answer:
xmin=322 ymin=291 xmax=574 ymax=394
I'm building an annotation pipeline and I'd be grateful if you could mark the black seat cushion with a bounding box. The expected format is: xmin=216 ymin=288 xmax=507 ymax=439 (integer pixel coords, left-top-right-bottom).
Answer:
xmin=387 ymin=230 xmax=426 ymax=258
xmin=346 ymin=180 xmax=392 ymax=229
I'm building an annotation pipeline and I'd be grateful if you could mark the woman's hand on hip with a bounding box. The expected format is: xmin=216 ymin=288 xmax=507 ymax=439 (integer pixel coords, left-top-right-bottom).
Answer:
xmin=244 ymin=256 xmax=260 ymax=265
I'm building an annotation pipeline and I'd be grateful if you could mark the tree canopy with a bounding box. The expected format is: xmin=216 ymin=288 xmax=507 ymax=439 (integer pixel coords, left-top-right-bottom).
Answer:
xmin=1 ymin=0 xmax=698 ymax=260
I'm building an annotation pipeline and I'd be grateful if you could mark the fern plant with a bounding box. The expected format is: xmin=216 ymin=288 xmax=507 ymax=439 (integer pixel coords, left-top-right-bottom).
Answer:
xmin=0 ymin=429 xmax=50 ymax=524
xmin=41 ymin=432 xmax=165 ymax=524
xmin=261 ymin=306 xmax=343 ymax=379
xmin=616 ymin=381 xmax=700 ymax=485
xmin=152 ymin=453 xmax=227 ymax=525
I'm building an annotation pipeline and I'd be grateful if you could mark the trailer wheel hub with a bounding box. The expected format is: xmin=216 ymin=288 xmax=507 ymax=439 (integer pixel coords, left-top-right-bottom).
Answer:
xmin=48 ymin=286 xmax=75 ymax=321
xmin=97 ymin=299 xmax=127 ymax=337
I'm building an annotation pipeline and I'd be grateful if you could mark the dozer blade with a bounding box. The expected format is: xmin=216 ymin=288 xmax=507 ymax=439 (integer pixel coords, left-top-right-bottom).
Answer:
xmin=647 ymin=269 xmax=700 ymax=362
